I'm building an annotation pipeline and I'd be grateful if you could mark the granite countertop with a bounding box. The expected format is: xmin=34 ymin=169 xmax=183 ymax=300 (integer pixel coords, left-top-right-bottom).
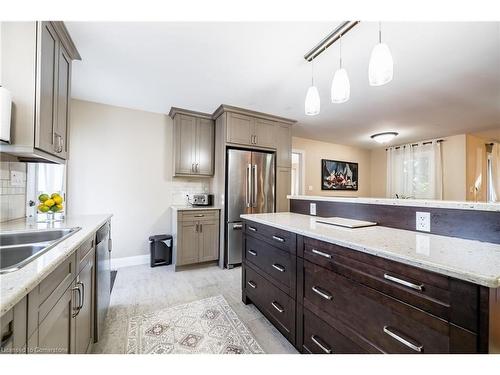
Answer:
xmin=170 ymin=205 xmax=221 ymax=212
xmin=0 ymin=214 xmax=112 ymax=317
xmin=240 ymin=212 xmax=500 ymax=288
xmin=287 ymin=195 xmax=500 ymax=212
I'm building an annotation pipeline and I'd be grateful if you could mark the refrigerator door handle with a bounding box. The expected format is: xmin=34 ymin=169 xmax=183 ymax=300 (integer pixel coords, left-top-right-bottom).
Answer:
xmin=252 ymin=164 xmax=258 ymax=207
xmin=246 ymin=163 xmax=252 ymax=208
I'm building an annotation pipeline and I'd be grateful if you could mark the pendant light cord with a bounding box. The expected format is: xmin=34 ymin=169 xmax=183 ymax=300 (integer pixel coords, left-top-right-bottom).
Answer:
xmin=379 ymin=21 xmax=382 ymax=43
xmin=339 ymin=34 xmax=343 ymax=69
xmin=311 ymin=58 xmax=315 ymax=86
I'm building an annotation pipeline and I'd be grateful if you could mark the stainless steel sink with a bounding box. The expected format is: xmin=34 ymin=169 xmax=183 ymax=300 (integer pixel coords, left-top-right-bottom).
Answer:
xmin=0 ymin=227 xmax=81 ymax=274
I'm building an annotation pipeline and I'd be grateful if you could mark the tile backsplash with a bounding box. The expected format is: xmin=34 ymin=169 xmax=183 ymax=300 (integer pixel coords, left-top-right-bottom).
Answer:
xmin=0 ymin=161 xmax=27 ymax=223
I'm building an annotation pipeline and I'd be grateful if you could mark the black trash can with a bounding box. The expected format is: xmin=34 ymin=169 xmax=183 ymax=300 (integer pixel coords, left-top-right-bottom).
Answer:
xmin=148 ymin=234 xmax=172 ymax=267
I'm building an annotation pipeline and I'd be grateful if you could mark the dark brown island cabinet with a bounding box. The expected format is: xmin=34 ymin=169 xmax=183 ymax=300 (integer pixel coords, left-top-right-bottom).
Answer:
xmin=241 ymin=219 xmax=500 ymax=354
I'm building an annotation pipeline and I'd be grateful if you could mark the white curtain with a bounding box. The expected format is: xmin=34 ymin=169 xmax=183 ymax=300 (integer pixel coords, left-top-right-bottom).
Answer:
xmin=37 ymin=163 xmax=65 ymax=195
xmin=488 ymin=143 xmax=500 ymax=202
xmin=386 ymin=141 xmax=443 ymax=200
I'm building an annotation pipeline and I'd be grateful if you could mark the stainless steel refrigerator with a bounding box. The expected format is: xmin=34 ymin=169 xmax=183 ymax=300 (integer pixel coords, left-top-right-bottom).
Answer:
xmin=226 ymin=149 xmax=275 ymax=267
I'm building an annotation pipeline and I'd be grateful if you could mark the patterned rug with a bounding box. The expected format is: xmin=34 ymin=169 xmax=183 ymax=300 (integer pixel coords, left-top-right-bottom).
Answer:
xmin=126 ymin=295 xmax=264 ymax=354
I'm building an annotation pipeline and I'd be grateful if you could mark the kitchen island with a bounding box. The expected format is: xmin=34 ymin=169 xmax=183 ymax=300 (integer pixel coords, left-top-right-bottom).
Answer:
xmin=240 ymin=212 xmax=500 ymax=354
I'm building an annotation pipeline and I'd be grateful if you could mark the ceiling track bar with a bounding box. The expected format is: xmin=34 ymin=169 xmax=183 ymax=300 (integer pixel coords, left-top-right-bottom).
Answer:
xmin=304 ymin=21 xmax=360 ymax=62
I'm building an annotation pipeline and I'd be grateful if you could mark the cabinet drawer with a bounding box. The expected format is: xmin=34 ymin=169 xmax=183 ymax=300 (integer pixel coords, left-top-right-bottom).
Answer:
xmin=244 ymin=235 xmax=295 ymax=296
xmin=244 ymin=221 xmax=295 ymax=254
xmin=302 ymin=308 xmax=365 ymax=354
xmin=179 ymin=210 xmax=219 ymax=222
xmin=38 ymin=253 xmax=76 ymax=311
xmin=244 ymin=264 xmax=295 ymax=343
xmin=302 ymin=237 xmax=478 ymax=331
xmin=76 ymin=237 xmax=94 ymax=272
xmin=303 ymin=260 xmax=476 ymax=353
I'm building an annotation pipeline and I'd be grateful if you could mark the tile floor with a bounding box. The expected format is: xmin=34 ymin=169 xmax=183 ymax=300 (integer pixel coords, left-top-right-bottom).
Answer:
xmin=92 ymin=263 xmax=298 ymax=354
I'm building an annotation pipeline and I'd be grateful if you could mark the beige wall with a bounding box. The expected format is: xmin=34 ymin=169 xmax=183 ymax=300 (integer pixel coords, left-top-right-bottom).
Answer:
xmin=369 ymin=148 xmax=387 ymax=198
xmin=292 ymin=136 xmax=372 ymax=197
xmin=68 ymin=100 xmax=209 ymax=260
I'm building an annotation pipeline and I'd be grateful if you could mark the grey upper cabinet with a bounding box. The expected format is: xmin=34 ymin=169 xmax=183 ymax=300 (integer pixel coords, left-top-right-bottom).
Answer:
xmin=170 ymin=108 xmax=214 ymax=177
xmin=276 ymin=123 xmax=292 ymax=167
xmin=254 ymin=118 xmax=276 ymax=148
xmin=0 ymin=21 xmax=80 ymax=163
xmin=276 ymin=166 xmax=291 ymax=212
xmin=225 ymin=112 xmax=276 ymax=148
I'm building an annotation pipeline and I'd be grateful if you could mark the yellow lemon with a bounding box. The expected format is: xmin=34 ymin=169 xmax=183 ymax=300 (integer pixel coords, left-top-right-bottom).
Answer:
xmin=51 ymin=193 xmax=60 ymax=199
xmin=38 ymin=204 xmax=50 ymax=213
xmin=53 ymin=195 xmax=63 ymax=204
xmin=38 ymin=194 xmax=49 ymax=202
xmin=44 ymin=199 xmax=55 ymax=207
xmin=56 ymin=204 xmax=63 ymax=211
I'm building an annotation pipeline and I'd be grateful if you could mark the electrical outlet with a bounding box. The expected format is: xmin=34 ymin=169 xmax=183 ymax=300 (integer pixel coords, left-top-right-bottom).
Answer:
xmin=308 ymin=185 xmax=313 ymax=191
xmin=310 ymin=203 xmax=317 ymax=216
xmin=416 ymin=212 xmax=431 ymax=232
xmin=10 ymin=170 xmax=23 ymax=187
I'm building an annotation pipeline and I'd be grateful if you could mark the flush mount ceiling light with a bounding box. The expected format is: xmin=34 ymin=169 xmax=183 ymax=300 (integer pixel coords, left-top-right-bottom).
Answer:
xmin=304 ymin=59 xmax=320 ymax=116
xmin=371 ymin=132 xmax=398 ymax=144
xmin=331 ymin=35 xmax=350 ymax=104
xmin=369 ymin=22 xmax=394 ymax=86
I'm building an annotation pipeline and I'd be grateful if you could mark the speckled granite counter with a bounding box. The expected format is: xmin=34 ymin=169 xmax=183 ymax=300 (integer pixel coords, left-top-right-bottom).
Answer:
xmin=0 ymin=214 xmax=112 ymax=317
xmin=170 ymin=205 xmax=221 ymax=212
xmin=240 ymin=212 xmax=500 ymax=288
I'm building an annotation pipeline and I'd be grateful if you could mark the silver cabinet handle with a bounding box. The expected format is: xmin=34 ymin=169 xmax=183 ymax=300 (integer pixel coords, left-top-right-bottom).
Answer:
xmin=383 ymin=326 xmax=423 ymax=352
xmin=192 ymin=163 xmax=195 ymax=172
xmin=384 ymin=273 xmax=424 ymax=291
xmin=272 ymin=235 xmax=285 ymax=243
xmin=312 ymin=286 xmax=333 ymax=300
xmin=254 ymin=135 xmax=258 ymax=144
xmin=195 ymin=223 xmax=199 ymax=232
xmin=312 ymin=248 xmax=332 ymax=259
xmin=1 ymin=323 xmax=13 ymax=349
xmin=199 ymin=224 xmax=202 ymax=233
xmin=272 ymin=263 xmax=285 ymax=272
xmin=248 ymin=249 xmax=257 ymax=256
xmin=54 ymin=133 xmax=63 ymax=153
xmin=247 ymin=281 xmax=257 ymax=289
xmin=194 ymin=214 xmax=205 ymax=217
xmin=311 ymin=335 xmax=332 ymax=354
xmin=233 ymin=223 xmax=243 ymax=230
xmin=196 ymin=163 xmax=199 ymax=172
xmin=248 ymin=226 xmax=257 ymax=232
xmin=252 ymin=164 xmax=257 ymax=207
xmin=71 ymin=286 xmax=82 ymax=317
xmin=77 ymin=281 xmax=84 ymax=310
xmin=271 ymin=301 xmax=284 ymax=313
xmin=246 ymin=164 xmax=252 ymax=207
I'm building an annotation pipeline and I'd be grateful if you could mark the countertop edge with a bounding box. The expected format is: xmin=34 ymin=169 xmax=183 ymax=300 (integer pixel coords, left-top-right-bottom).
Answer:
xmin=0 ymin=214 xmax=113 ymax=317
xmin=241 ymin=214 xmax=500 ymax=288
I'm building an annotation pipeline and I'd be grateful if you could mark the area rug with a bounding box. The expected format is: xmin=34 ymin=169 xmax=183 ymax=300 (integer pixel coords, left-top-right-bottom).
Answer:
xmin=126 ymin=295 xmax=264 ymax=354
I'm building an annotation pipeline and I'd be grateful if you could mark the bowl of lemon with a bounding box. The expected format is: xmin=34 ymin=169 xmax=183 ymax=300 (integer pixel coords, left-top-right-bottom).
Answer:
xmin=37 ymin=193 xmax=64 ymax=221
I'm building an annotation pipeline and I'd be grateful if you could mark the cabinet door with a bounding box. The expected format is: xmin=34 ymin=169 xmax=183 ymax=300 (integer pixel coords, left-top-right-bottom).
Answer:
xmin=74 ymin=251 xmax=94 ymax=354
xmin=254 ymin=118 xmax=276 ymax=149
xmin=174 ymin=114 xmax=196 ymax=175
xmin=35 ymin=21 xmax=58 ymax=155
xmin=276 ymin=123 xmax=292 ymax=167
xmin=36 ymin=283 xmax=76 ymax=354
xmin=177 ymin=221 xmax=199 ymax=266
xmin=53 ymin=45 xmax=71 ymax=159
xmin=195 ymin=118 xmax=215 ymax=175
xmin=276 ymin=167 xmax=291 ymax=212
xmin=226 ymin=112 xmax=254 ymax=146
xmin=198 ymin=220 xmax=219 ymax=262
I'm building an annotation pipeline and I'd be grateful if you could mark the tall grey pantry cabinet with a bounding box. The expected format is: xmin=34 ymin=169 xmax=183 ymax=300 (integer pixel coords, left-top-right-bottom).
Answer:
xmin=0 ymin=21 xmax=81 ymax=163
xmin=169 ymin=108 xmax=215 ymax=177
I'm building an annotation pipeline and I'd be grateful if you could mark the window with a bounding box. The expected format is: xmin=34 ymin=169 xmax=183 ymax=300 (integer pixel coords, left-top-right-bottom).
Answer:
xmin=386 ymin=141 xmax=443 ymax=200
xmin=26 ymin=163 xmax=66 ymax=218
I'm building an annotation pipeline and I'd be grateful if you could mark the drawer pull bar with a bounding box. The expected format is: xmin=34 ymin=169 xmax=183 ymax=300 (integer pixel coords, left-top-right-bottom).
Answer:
xmin=271 ymin=301 xmax=284 ymax=313
xmin=194 ymin=214 xmax=205 ymax=218
xmin=383 ymin=273 xmax=424 ymax=291
xmin=272 ymin=263 xmax=285 ymax=272
xmin=311 ymin=248 xmax=332 ymax=259
xmin=312 ymin=286 xmax=333 ymax=301
xmin=311 ymin=335 xmax=332 ymax=354
xmin=247 ymin=281 xmax=257 ymax=289
xmin=248 ymin=250 xmax=257 ymax=256
xmin=272 ymin=235 xmax=285 ymax=243
xmin=248 ymin=226 xmax=257 ymax=232
xmin=1 ymin=324 xmax=13 ymax=349
xmin=383 ymin=326 xmax=423 ymax=353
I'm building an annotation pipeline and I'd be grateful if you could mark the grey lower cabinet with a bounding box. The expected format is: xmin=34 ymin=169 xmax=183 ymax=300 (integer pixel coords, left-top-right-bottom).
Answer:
xmin=0 ymin=21 xmax=80 ymax=163
xmin=276 ymin=167 xmax=292 ymax=212
xmin=175 ymin=210 xmax=220 ymax=268
xmin=26 ymin=238 xmax=95 ymax=354
xmin=170 ymin=109 xmax=215 ymax=177
xmin=0 ymin=297 xmax=27 ymax=354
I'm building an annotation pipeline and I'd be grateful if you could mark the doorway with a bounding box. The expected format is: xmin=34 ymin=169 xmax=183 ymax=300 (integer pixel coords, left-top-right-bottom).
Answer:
xmin=291 ymin=150 xmax=305 ymax=196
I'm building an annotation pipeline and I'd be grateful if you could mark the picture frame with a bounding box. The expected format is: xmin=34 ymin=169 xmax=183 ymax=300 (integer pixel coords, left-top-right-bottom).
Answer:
xmin=321 ymin=159 xmax=358 ymax=191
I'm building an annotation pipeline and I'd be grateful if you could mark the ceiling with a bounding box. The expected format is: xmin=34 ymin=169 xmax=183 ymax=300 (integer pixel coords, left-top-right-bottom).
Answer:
xmin=66 ymin=22 xmax=500 ymax=149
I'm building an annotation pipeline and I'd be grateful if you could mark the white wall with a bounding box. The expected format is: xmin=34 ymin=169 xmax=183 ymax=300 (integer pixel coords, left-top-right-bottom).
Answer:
xmin=68 ymin=99 xmax=209 ymax=260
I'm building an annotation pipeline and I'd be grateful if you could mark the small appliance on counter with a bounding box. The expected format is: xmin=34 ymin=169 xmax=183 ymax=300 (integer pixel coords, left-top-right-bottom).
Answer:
xmin=188 ymin=193 xmax=214 ymax=206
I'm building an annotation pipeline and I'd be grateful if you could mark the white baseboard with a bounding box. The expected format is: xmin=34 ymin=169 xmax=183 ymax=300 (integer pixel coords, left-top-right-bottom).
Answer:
xmin=111 ymin=254 xmax=149 ymax=269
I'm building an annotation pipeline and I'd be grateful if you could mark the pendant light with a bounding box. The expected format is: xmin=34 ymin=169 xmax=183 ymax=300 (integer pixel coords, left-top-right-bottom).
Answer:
xmin=331 ymin=34 xmax=350 ymax=103
xmin=305 ymin=59 xmax=320 ymax=116
xmin=369 ymin=22 xmax=394 ymax=86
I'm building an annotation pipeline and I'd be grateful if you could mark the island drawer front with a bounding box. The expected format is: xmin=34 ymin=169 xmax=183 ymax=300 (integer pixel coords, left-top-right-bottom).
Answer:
xmin=245 ymin=264 xmax=296 ymax=343
xmin=244 ymin=235 xmax=295 ymax=296
xmin=302 ymin=237 xmax=479 ymax=330
xmin=76 ymin=237 xmax=94 ymax=272
xmin=179 ymin=210 xmax=219 ymax=222
xmin=303 ymin=260 xmax=471 ymax=354
xmin=302 ymin=308 xmax=366 ymax=354
xmin=244 ymin=221 xmax=296 ymax=254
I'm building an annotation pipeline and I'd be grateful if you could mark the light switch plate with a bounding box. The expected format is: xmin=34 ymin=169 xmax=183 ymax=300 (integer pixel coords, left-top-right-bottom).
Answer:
xmin=416 ymin=211 xmax=431 ymax=232
xmin=310 ymin=203 xmax=316 ymax=216
xmin=10 ymin=170 xmax=23 ymax=187
xmin=308 ymin=185 xmax=313 ymax=191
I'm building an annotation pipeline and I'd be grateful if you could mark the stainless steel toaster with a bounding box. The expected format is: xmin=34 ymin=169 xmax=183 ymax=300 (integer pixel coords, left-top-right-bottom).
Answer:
xmin=190 ymin=194 xmax=214 ymax=206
